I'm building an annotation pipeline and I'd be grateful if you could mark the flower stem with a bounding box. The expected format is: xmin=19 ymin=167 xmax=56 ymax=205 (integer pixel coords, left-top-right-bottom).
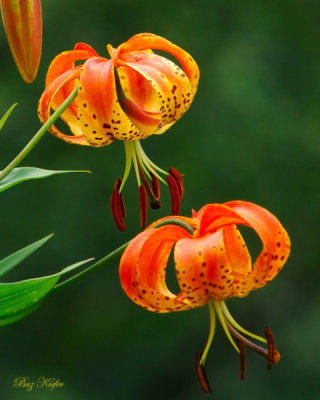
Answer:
xmin=0 ymin=87 xmax=79 ymax=182
xmin=51 ymin=241 xmax=129 ymax=295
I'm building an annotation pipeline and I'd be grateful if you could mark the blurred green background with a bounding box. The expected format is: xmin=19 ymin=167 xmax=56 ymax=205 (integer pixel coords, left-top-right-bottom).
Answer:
xmin=1 ymin=0 xmax=319 ymax=399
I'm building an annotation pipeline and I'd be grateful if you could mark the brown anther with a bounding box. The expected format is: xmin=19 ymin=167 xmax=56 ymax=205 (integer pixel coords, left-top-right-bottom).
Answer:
xmin=167 ymin=174 xmax=181 ymax=215
xmin=238 ymin=340 xmax=247 ymax=381
xmin=110 ymin=178 xmax=126 ymax=232
xmin=119 ymin=190 xmax=126 ymax=218
xmin=168 ymin=167 xmax=184 ymax=198
xmin=264 ymin=326 xmax=280 ymax=370
xmin=194 ymin=352 xmax=212 ymax=394
xmin=139 ymin=185 xmax=148 ymax=230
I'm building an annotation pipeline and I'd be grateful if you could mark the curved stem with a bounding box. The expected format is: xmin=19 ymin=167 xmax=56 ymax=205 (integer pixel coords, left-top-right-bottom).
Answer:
xmin=0 ymin=87 xmax=79 ymax=182
xmin=153 ymin=217 xmax=194 ymax=235
xmin=51 ymin=241 xmax=129 ymax=295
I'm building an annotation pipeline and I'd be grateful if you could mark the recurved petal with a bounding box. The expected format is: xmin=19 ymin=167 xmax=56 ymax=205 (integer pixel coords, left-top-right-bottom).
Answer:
xmin=174 ymin=230 xmax=236 ymax=303
xmin=44 ymin=45 xmax=98 ymax=131
xmin=225 ymin=201 xmax=291 ymax=288
xmin=117 ymin=51 xmax=193 ymax=134
xmin=119 ymin=229 xmax=155 ymax=310
xmin=77 ymin=57 xmax=146 ymax=146
xmin=221 ymin=225 xmax=253 ymax=297
xmin=119 ymin=225 xmax=192 ymax=312
xmin=117 ymin=33 xmax=199 ymax=96
xmin=222 ymin=225 xmax=251 ymax=278
xmin=120 ymin=97 xmax=162 ymax=136
xmin=1 ymin=0 xmax=42 ymax=82
xmin=195 ymin=203 xmax=248 ymax=237
xmin=45 ymin=44 xmax=98 ymax=87
xmin=38 ymin=66 xmax=89 ymax=145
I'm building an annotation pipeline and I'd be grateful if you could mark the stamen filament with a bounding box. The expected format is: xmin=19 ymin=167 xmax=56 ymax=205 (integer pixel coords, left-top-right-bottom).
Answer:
xmin=137 ymin=162 xmax=161 ymax=208
xmin=133 ymin=141 xmax=152 ymax=180
xmin=213 ymin=301 xmax=239 ymax=353
xmin=220 ymin=301 xmax=267 ymax=344
xmin=120 ymin=142 xmax=134 ymax=192
xmin=200 ymin=298 xmax=216 ymax=365
xmin=130 ymin=143 xmax=141 ymax=187
xmin=226 ymin=322 xmax=269 ymax=358
xmin=135 ymin=141 xmax=168 ymax=183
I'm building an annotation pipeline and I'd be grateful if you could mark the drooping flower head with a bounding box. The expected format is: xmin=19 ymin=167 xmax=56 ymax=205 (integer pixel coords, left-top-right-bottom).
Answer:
xmin=38 ymin=33 xmax=199 ymax=230
xmin=119 ymin=201 xmax=291 ymax=392
xmin=0 ymin=0 xmax=42 ymax=83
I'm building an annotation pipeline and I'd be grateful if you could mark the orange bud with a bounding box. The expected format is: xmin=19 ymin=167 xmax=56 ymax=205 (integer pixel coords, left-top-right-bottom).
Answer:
xmin=1 ymin=0 xmax=42 ymax=83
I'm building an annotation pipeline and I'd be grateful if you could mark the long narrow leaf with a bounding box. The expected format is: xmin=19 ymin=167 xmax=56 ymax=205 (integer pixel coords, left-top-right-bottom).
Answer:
xmin=0 ymin=258 xmax=93 ymax=326
xmin=0 ymin=234 xmax=53 ymax=278
xmin=0 ymin=103 xmax=17 ymax=131
xmin=0 ymin=167 xmax=91 ymax=192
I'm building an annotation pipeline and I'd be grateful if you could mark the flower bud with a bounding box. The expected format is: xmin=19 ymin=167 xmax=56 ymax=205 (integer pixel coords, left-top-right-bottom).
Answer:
xmin=1 ymin=0 xmax=42 ymax=82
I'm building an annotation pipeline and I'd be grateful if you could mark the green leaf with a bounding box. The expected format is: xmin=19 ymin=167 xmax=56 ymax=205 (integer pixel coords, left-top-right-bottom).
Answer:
xmin=0 ymin=103 xmax=18 ymax=131
xmin=0 ymin=167 xmax=91 ymax=192
xmin=0 ymin=258 xmax=93 ymax=326
xmin=0 ymin=234 xmax=53 ymax=278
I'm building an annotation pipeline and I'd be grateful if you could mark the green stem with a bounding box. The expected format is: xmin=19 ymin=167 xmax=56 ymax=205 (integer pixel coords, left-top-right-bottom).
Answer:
xmin=153 ymin=217 xmax=194 ymax=235
xmin=52 ymin=241 xmax=129 ymax=295
xmin=0 ymin=87 xmax=79 ymax=182
xmin=51 ymin=218 xmax=195 ymax=294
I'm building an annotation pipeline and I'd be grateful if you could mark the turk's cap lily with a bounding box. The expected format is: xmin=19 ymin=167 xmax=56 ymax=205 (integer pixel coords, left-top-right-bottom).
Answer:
xmin=38 ymin=33 xmax=199 ymax=230
xmin=1 ymin=0 xmax=42 ymax=83
xmin=119 ymin=200 xmax=291 ymax=391
xmin=38 ymin=32 xmax=199 ymax=147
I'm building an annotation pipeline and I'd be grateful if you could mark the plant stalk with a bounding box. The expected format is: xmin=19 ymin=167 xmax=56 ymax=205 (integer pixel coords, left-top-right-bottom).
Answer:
xmin=0 ymin=87 xmax=78 ymax=182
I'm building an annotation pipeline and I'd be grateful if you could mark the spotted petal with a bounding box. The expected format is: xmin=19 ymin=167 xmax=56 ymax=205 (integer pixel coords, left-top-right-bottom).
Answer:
xmin=77 ymin=56 xmax=150 ymax=147
xmin=41 ymin=44 xmax=98 ymax=138
xmin=117 ymin=51 xmax=193 ymax=134
xmin=119 ymin=225 xmax=192 ymax=312
xmin=225 ymin=201 xmax=291 ymax=288
xmin=38 ymin=66 xmax=88 ymax=145
xmin=117 ymin=32 xmax=199 ymax=96
xmin=195 ymin=201 xmax=290 ymax=291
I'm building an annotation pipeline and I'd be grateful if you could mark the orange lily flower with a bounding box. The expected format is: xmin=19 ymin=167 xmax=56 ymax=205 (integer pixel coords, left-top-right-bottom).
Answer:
xmin=0 ymin=0 xmax=42 ymax=83
xmin=38 ymin=33 xmax=199 ymax=230
xmin=119 ymin=200 xmax=291 ymax=392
